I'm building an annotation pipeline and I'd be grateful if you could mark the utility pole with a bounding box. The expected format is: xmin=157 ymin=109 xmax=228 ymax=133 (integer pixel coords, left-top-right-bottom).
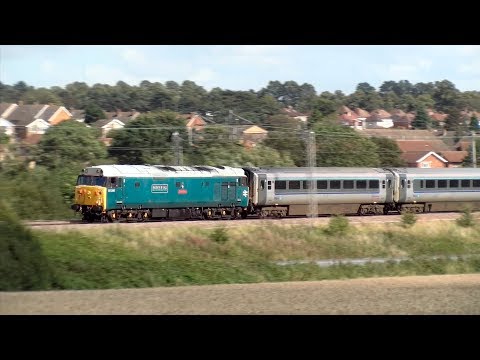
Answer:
xmin=172 ymin=131 xmax=183 ymax=166
xmin=307 ymin=130 xmax=317 ymax=218
xmin=472 ymin=131 xmax=477 ymax=168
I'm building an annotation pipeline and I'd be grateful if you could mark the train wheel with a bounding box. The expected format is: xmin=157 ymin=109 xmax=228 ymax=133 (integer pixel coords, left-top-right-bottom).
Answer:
xmin=241 ymin=210 xmax=248 ymax=219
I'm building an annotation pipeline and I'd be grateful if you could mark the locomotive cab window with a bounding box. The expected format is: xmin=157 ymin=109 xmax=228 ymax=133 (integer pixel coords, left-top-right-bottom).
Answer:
xmin=135 ymin=182 xmax=141 ymax=188
xmin=238 ymin=177 xmax=247 ymax=186
xmin=108 ymin=177 xmax=119 ymax=188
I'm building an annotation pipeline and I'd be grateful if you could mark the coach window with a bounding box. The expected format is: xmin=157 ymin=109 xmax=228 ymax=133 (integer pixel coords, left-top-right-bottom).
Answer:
xmin=461 ymin=180 xmax=471 ymax=188
xmin=356 ymin=180 xmax=367 ymax=189
xmin=450 ymin=180 xmax=459 ymax=188
xmin=438 ymin=180 xmax=447 ymax=188
xmin=317 ymin=180 xmax=328 ymax=190
xmin=382 ymin=180 xmax=386 ymax=189
xmin=426 ymin=180 xmax=435 ymax=188
xmin=176 ymin=182 xmax=181 ymax=188
xmin=289 ymin=181 xmax=300 ymax=190
xmin=267 ymin=181 xmax=272 ymax=190
xmin=369 ymin=180 xmax=379 ymax=189
xmin=276 ymin=181 xmax=286 ymax=190
xmin=343 ymin=180 xmax=354 ymax=189
xmin=330 ymin=180 xmax=341 ymax=190
xmin=473 ymin=180 xmax=480 ymax=188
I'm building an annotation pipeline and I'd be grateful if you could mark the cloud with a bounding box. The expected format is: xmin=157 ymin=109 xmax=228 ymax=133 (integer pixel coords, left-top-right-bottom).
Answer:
xmin=209 ymin=45 xmax=291 ymax=66
xmin=457 ymin=45 xmax=480 ymax=56
xmin=121 ymin=48 xmax=147 ymax=65
xmin=188 ymin=68 xmax=216 ymax=84
xmin=376 ymin=58 xmax=433 ymax=80
xmin=458 ymin=61 xmax=480 ymax=75
xmin=40 ymin=60 xmax=55 ymax=74
xmin=84 ymin=64 xmax=137 ymax=85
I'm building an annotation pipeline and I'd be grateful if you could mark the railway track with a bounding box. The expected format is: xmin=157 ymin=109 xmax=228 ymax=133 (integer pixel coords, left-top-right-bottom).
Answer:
xmin=22 ymin=211 xmax=472 ymax=230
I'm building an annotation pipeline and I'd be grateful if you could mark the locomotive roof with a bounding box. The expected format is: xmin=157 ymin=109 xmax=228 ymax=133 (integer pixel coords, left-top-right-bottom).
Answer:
xmin=81 ymin=165 xmax=246 ymax=178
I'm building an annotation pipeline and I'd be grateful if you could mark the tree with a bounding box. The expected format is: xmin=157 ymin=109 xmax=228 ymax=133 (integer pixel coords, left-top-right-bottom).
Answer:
xmin=313 ymin=124 xmax=380 ymax=166
xmin=411 ymin=107 xmax=431 ymax=129
xmin=109 ymin=111 xmax=186 ymax=164
xmin=35 ymin=120 xmax=108 ymax=169
xmin=469 ymin=116 xmax=479 ymax=132
xmin=370 ymin=137 xmax=406 ymax=167
xmin=84 ymin=103 xmax=107 ymax=124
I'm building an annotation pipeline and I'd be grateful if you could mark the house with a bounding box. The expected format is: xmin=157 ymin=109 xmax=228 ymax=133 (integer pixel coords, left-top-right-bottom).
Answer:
xmin=353 ymin=108 xmax=370 ymax=129
xmin=440 ymin=151 xmax=469 ymax=167
xmin=241 ymin=125 xmax=268 ymax=145
xmin=0 ymin=118 xmax=15 ymax=137
xmin=0 ymin=103 xmax=18 ymax=118
xmin=93 ymin=119 xmax=126 ymax=138
xmin=403 ymin=151 xmax=448 ymax=168
xmin=337 ymin=106 xmax=358 ymax=128
xmin=70 ymin=109 xmax=86 ymax=123
xmin=364 ymin=110 xmax=394 ymax=129
xmin=104 ymin=110 xmax=140 ymax=125
xmin=396 ymin=139 xmax=466 ymax=168
xmin=281 ymin=106 xmax=309 ymax=122
xmin=3 ymin=103 xmax=72 ymax=140
xmin=185 ymin=113 xmax=207 ymax=131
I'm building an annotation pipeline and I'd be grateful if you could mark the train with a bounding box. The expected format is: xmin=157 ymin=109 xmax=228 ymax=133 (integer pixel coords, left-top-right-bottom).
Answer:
xmin=71 ymin=165 xmax=480 ymax=222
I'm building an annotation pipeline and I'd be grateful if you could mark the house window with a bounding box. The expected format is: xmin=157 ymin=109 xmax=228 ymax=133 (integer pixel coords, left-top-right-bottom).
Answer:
xmin=420 ymin=162 xmax=431 ymax=168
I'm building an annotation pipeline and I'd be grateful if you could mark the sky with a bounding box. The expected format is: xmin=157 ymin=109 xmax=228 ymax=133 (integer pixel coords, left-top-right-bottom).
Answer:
xmin=1 ymin=45 xmax=480 ymax=95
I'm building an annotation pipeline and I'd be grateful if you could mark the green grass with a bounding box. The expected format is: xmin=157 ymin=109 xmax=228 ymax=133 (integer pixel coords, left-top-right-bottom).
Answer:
xmin=24 ymin=220 xmax=480 ymax=290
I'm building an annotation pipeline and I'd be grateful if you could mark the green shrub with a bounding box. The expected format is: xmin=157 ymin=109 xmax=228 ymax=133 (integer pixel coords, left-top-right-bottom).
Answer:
xmin=0 ymin=200 xmax=55 ymax=290
xmin=456 ymin=208 xmax=474 ymax=228
xmin=401 ymin=212 xmax=417 ymax=228
xmin=209 ymin=227 xmax=229 ymax=244
xmin=324 ymin=215 xmax=349 ymax=236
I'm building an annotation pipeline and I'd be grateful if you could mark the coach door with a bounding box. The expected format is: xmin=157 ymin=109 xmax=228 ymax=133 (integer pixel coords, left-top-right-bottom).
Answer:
xmin=258 ymin=174 xmax=267 ymax=205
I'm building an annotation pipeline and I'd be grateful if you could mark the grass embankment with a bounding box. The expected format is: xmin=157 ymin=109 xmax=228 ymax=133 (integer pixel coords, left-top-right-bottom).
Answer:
xmin=27 ymin=215 xmax=480 ymax=290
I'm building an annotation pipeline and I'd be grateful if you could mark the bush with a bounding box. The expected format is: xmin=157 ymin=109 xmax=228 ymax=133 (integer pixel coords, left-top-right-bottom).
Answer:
xmin=324 ymin=215 xmax=349 ymax=236
xmin=209 ymin=227 xmax=229 ymax=244
xmin=456 ymin=208 xmax=474 ymax=228
xmin=401 ymin=212 xmax=417 ymax=228
xmin=0 ymin=200 xmax=55 ymax=290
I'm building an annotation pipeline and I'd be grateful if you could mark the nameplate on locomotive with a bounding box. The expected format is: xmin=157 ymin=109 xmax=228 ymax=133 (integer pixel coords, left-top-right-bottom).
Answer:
xmin=152 ymin=184 xmax=168 ymax=193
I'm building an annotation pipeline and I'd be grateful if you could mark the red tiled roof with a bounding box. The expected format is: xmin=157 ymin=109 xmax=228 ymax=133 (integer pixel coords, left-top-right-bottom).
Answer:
xmin=354 ymin=108 xmax=370 ymax=118
xmin=440 ymin=151 xmax=468 ymax=163
xmin=396 ymin=140 xmax=451 ymax=153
